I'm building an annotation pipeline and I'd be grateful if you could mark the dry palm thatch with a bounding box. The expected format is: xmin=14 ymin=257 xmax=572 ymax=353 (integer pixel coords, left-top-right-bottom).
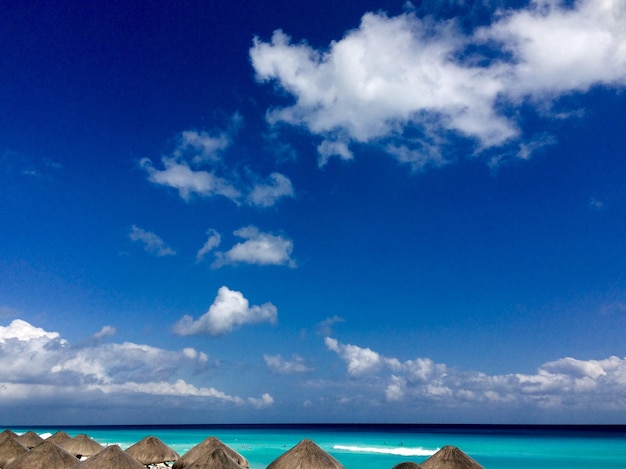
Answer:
xmin=126 ymin=435 xmax=179 ymax=465
xmin=5 ymin=441 xmax=78 ymax=469
xmin=185 ymin=448 xmax=245 ymax=469
xmin=0 ymin=434 xmax=29 ymax=468
xmin=0 ymin=431 xmax=20 ymax=445
xmin=173 ymin=437 xmax=248 ymax=469
xmin=266 ymin=439 xmax=345 ymax=469
xmin=420 ymin=446 xmax=484 ymax=469
xmin=62 ymin=434 xmax=104 ymax=459
xmin=46 ymin=432 xmax=72 ymax=447
xmin=16 ymin=432 xmax=43 ymax=450
xmin=391 ymin=463 xmax=422 ymax=469
xmin=72 ymin=444 xmax=145 ymax=469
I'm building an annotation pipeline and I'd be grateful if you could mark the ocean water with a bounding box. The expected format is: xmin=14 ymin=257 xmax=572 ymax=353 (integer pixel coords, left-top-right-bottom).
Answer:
xmin=6 ymin=424 xmax=626 ymax=468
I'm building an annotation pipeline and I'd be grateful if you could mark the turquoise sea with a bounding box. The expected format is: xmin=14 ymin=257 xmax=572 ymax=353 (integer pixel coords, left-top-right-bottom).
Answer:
xmin=6 ymin=424 xmax=626 ymax=468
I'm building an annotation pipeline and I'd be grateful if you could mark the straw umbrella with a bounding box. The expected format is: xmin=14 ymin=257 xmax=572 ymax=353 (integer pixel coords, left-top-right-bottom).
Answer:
xmin=16 ymin=432 xmax=44 ymax=450
xmin=5 ymin=441 xmax=78 ymax=469
xmin=392 ymin=463 xmax=422 ymax=469
xmin=183 ymin=448 xmax=246 ymax=469
xmin=62 ymin=434 xmax=104 ymax=459
xmin=71 ymin=444 xmax=145 ymax=469
xmin=266 ymin=439 xmax=345 ymax=469
xmin=0 ymin=434 xmax=29 ymax=468
xmin=126 ymin=436 xmax=179 ymax=465
xmin=0 ymin=431 xmax=20 ymax=445
xmin=173 ymin=437 xmax=248 ymax=469
xmin=47 ymin=432 xmax=73 ymax=447
xmin=420 ymin=446 xmax=484 ymax=469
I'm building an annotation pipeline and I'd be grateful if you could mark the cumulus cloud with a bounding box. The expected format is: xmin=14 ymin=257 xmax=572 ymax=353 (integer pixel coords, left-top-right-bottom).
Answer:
xmin=264 ymin=354 xmax=313 ymax=374
xmin=141 ymin=116 xmax=293 ymax=207
xmin=173 ymin=286 xmax=278 ymax=336
xmin=129 ymin=225 xmax=176 ymax=257
xmin=213 ymin=226 xmax=296 ymax=268
xmin=324 ymin=337 xmax=384 ymax=377
xmin=247 ymin=173 xmax=295 ymax=207
xmin=0 ymin=319 xmax=272 ymax=410
xmin=196 ymin=228 xmax=222 ymax=262
xmin=250 ymin=0 xmax=626 ymax=167
xmin=0 ymin=319 xmax=64 ymax=343
xmin=325 ymin=336 xmax=626 ymax=411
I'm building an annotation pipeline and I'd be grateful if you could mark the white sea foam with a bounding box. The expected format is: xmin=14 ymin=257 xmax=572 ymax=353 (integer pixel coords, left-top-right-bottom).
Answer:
xmin=39 ymin=432 xmax=53 ymax=439
xmin=333 ymin=445 xmax=438 ymax=457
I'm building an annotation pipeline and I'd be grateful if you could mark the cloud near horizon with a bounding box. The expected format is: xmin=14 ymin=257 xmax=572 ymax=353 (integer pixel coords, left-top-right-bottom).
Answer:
xmin=0 ymin=319 xmax=272 ymax=409
xmin=325 ymin=337 xmax=626 ymax=411
xmin=250 ymin=0 xmax=626 ymax=168
xmin=173 ymin=286 xmax=278 ymax=336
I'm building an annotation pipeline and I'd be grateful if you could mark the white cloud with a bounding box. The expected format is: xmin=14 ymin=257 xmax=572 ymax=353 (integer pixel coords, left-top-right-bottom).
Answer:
xmin=93 ymin=326 xmax=116 ymax=340
xmin=248 ymin=393 xmax=274 ymax=409
xmin=325 ymin=337 xmax=626 ymax=411
xmin=196 ymin=228 xmax=222 ymax=262
xmin=480 ymin=0 xmax=626 ymax=98
xmin=140 ymin=157 xmax=241 ymax=203
xmin=129 ymin=225 xmax=176 ymax=257
xmin=264 ymin=354 xmax=312 ymax=374
xmin=0 ymin=319 xmax=271 ymax=410
xmin=140 ymin=115 xmax=293 ymax=208
xmin=250 ymin=0 xmax=626 ymax=166
xmin=213 ymin=226 xmax=296 ymax=268
xmin=324 ymin=337 xmax=383 ymax=376
xmin=172 ymin=286 xmax=278 ymax=336
xmin=0 ymin=319 xmax=64 ymax=343
xmin=317 ymin=140 xmax=353 ymax=167
xmin=94 ymin=380 xmax=244 ymax=403
xmin=247 ymin=172 xmax=295 ymax=207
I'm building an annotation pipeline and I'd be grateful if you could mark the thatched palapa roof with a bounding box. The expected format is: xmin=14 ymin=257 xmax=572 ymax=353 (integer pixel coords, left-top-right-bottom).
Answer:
xmin=392 ymin=463 xmax=422 ymax=469
xmin=266 ymin=439 xmax=345 ymax=469
xmin=16 ymin=432 xmax=44 ymax=449
xmin=62 ymin=434 xmax=104 ymax=458
xmin=420 ymin=446 xmax=484 ymax=469
xmin=185 ymin=447 xmax=245 ymax=469
xmin=173 ymin=437 xmax=248 ymax=469
xmin=0 ymin=434 xmax=29 ymax=468
xmin=5 ymin=441 xmax=78 ymax=469
xmin=46 ymin=432 xmax=72 ymax=447
xmin=126 ymin=435 xmax=179 ymax=465
xmin=71 ymin=444 xmax=145 ymax=469
xmin=0 ymin=431 xmax=20 ymax=445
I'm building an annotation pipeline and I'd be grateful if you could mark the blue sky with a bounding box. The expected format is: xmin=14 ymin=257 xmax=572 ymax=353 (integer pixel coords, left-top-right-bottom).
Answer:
xmin=2 ymin=0 xmax=626 ymax=425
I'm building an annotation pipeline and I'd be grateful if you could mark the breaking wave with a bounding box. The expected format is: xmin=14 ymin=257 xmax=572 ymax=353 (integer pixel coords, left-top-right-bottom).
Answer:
xmin=333 ymin=445 xmax=438 ymax=457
